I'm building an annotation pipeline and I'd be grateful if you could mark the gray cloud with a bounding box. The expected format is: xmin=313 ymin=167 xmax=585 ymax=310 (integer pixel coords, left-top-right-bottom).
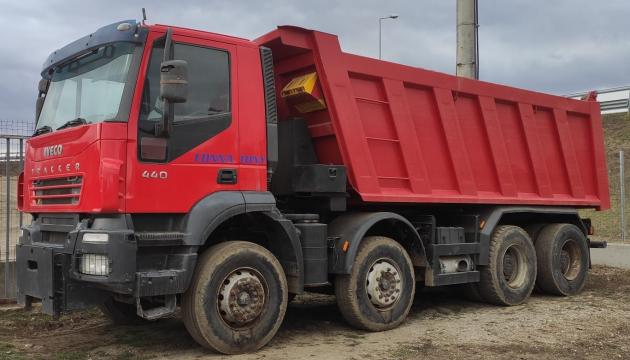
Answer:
xmin=0 ymin=0 xmax=627 ymax=123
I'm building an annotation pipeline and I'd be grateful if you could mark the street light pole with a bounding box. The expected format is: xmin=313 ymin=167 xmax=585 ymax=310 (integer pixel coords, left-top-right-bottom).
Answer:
xmin=379 ymin=15 xmax=398 ymax=60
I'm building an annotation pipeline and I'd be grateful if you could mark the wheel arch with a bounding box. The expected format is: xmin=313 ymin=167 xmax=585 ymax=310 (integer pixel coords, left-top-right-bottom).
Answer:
xmin=183 ymin=191 xmax=304 ymax=293
xmin=479 ymin=206 xmax=587 ymax=266
xmin=328 ymin=212 xmax=427 ymax=274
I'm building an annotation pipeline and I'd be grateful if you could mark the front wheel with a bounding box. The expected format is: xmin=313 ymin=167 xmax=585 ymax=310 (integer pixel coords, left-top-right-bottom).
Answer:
xmin=181 ymin=241 xmax=288 ymax=354
xmin=335 ymin=236 xmax=415 ymax=332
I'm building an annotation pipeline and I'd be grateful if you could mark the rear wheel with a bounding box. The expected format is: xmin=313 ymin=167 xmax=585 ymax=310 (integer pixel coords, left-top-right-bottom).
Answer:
xmin=181 ymin=241 xmax=287 ymax=354
xmin=478 ymin=225 xmax=537 ymax=305
xmin=535 ymin=223 xmax=589 ymax=296
xmin=335 ymin=236 xmax=415 ymax=331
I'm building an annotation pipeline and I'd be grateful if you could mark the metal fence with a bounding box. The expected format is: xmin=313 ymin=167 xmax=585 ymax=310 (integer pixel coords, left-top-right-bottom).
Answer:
xmin=582 ymin=150 xmax=630 ymax=244
xmin=0 ymin=109 xmax=628 ymax=300
xmin=1 ymin=120 xmax=33 ymax=300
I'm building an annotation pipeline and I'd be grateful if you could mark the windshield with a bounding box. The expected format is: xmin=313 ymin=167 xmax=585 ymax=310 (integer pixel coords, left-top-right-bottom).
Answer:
xmin=37 ymin=42 xmax=136 ymax=131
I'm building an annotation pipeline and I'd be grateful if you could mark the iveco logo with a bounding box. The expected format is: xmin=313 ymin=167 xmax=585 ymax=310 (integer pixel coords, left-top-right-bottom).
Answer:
xmin=43 ymin=145 xmax=63 ymax=157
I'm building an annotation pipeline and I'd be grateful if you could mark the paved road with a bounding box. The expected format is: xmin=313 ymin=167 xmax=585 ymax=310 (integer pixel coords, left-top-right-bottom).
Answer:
xmin=591 ymin=243 xmax=630 ymax=269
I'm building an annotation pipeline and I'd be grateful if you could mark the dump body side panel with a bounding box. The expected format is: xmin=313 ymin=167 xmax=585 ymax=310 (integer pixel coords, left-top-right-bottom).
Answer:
xmin=256 ymin=26 xmax=609 ymax=210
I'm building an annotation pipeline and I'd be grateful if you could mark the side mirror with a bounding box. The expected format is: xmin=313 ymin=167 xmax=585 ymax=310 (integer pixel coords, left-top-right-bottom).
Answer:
xmin=38 ymin=78 xmax=50 ymax=95
xmin=35 ymin=78 xmax=50 ymax=120
xmin=160 ymin=60 xmax=188 ymax=103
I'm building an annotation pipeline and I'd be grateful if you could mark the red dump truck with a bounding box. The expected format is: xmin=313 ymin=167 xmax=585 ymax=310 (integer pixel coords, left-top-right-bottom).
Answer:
xmin=17 ymin=20 xmax=609 ymax=354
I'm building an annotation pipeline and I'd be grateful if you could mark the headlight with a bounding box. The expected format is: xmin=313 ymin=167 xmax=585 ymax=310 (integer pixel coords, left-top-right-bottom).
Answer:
xmin=80 ymin=254 xmax=110 ymax=276
xmin=82 ymin=233 xmax=109 ymax=243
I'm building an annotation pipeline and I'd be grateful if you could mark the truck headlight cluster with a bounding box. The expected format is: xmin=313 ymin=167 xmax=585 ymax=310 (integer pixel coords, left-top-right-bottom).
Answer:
xmin=80 ymin=254 xmax=110 ymax=276
xmin=82 ymin=233 xmax=109 ymax=243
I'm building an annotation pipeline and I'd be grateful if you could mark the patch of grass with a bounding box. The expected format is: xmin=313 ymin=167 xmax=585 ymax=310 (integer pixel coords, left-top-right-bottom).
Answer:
xmin=112 ymin=328 xmax=154 ymax=348
xmin=113 ymin=351 xmax=135 ymax=360
xmin=389 ymin=344 xmax=422 ymax=359
xmin=0 ymin=341 xmax=27 ymax=360
xmin=0 ymin=307 xmax=104 ymax=337
xmin=388 ymin=340 xmax=435 ymax=359
xmin=52 ymin=352 xmax=88 ymax=360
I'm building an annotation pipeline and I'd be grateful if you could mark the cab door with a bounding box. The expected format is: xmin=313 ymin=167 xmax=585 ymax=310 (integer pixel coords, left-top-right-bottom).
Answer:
xmin=126 ymin=31 xmax=240 ymax=213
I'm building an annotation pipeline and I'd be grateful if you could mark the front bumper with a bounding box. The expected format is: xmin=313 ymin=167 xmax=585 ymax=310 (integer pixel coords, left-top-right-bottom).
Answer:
xmin=16 ymin=214 xmax=196 ymax=317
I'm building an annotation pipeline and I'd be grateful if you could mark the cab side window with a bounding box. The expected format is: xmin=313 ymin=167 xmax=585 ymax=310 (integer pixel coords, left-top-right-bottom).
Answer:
xmin=139 ymin=39 xmax=231 ymax=161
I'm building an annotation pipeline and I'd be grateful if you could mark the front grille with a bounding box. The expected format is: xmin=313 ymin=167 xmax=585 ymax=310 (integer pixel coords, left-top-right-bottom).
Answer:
xmin=32 ymin=176 xmax=83 ymax=205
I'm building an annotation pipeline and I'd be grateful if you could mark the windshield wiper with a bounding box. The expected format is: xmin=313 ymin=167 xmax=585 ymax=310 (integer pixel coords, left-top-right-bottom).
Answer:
xmin=33 ymin=126 xmax=53 ymax=137
xmin=57 ymin=117 xmax=87 ymax=130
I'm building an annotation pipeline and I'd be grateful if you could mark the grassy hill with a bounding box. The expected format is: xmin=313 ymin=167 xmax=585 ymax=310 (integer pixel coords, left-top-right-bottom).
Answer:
xmin=582 ymin=112 xmax=630 ymax=242
xmin=602 ymin=112 xmax=630 ymax=151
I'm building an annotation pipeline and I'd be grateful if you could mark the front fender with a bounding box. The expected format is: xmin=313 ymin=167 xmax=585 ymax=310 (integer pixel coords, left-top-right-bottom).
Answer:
xmin=182 ymin=191 xmax=304 ymax=293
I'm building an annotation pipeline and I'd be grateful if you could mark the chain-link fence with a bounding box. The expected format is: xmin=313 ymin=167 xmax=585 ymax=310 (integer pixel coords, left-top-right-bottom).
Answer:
xmin=580 ymin=112 xmax=630 ymax=244
xmin=580 ymin=152 xmax=625 ymax=243
xmin=1 ymin=119 xmax=33 ymax=300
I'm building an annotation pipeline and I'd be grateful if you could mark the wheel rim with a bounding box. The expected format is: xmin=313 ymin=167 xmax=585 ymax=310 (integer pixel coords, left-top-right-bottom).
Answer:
xmin=217 ymin=267 xmax=267 ymax=329
xmin=559 ymin=239 xmax=582 ymax=281
xmin=365 ymin=258 xmax=403 ymax=310
xmin=501 ymin=245 xmax=528 ymax=289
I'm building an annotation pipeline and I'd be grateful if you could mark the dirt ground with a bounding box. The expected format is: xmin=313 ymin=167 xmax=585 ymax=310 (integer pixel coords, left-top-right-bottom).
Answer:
xmin=1 ymin=265 xmax=629 ymax=360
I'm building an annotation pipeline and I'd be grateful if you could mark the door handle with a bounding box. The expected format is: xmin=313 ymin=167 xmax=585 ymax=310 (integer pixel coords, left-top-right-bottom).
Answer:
xmin=217 ymin=168 xmax=237 ymax=184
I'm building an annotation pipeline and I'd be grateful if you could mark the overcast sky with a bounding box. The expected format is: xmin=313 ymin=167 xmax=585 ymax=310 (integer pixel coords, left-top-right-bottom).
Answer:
xmin=0 ymin=0 xmax=628 ymax=124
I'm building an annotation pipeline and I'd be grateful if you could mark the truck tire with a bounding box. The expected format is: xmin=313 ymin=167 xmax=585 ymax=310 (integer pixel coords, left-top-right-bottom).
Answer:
xmin=478 ymin=225 xmax=536 ymax=306
xmin=535 ymin=223 xmax=589 ymax=296
xmin=524 ymin=223 xmax=546 ymax=293
xmin=99 ymin=298 xmax=146 ymax=325
xmin=181 ymin=241 xmax=288 ymax=354
xmin=335 ymin=236 xmax=415 ymax=331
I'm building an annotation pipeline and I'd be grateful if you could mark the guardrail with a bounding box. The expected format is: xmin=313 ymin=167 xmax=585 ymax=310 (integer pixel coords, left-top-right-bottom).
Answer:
xmin=567 ymin=86 xmax=630 ymax=114
xmin=601 ymin=98 xmax=630 ymax=112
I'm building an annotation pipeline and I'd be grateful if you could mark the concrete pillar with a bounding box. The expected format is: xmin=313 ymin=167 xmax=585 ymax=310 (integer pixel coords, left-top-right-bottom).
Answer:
xmin=456 ymin=0 xmax=478 ymax=79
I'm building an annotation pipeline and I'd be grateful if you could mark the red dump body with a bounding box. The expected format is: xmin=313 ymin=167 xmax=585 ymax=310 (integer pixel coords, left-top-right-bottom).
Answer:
xmin=256 ymin=26 xmax=610 ymax=210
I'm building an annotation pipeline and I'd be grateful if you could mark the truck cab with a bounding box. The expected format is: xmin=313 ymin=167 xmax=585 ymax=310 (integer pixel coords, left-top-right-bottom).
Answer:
xmin=19 ymin=20 xmax=292 ymax=347
xmin=25 ymin=21 xmax=269 ymax=215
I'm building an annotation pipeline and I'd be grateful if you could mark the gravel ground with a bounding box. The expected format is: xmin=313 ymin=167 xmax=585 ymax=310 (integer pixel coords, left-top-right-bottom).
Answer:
xmin=0 ymin=265 xmax=629 ymax=360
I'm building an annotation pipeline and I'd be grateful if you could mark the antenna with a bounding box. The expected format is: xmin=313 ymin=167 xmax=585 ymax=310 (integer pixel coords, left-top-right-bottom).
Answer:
xmin=142 ymin=8 xmax=147 ymax=25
